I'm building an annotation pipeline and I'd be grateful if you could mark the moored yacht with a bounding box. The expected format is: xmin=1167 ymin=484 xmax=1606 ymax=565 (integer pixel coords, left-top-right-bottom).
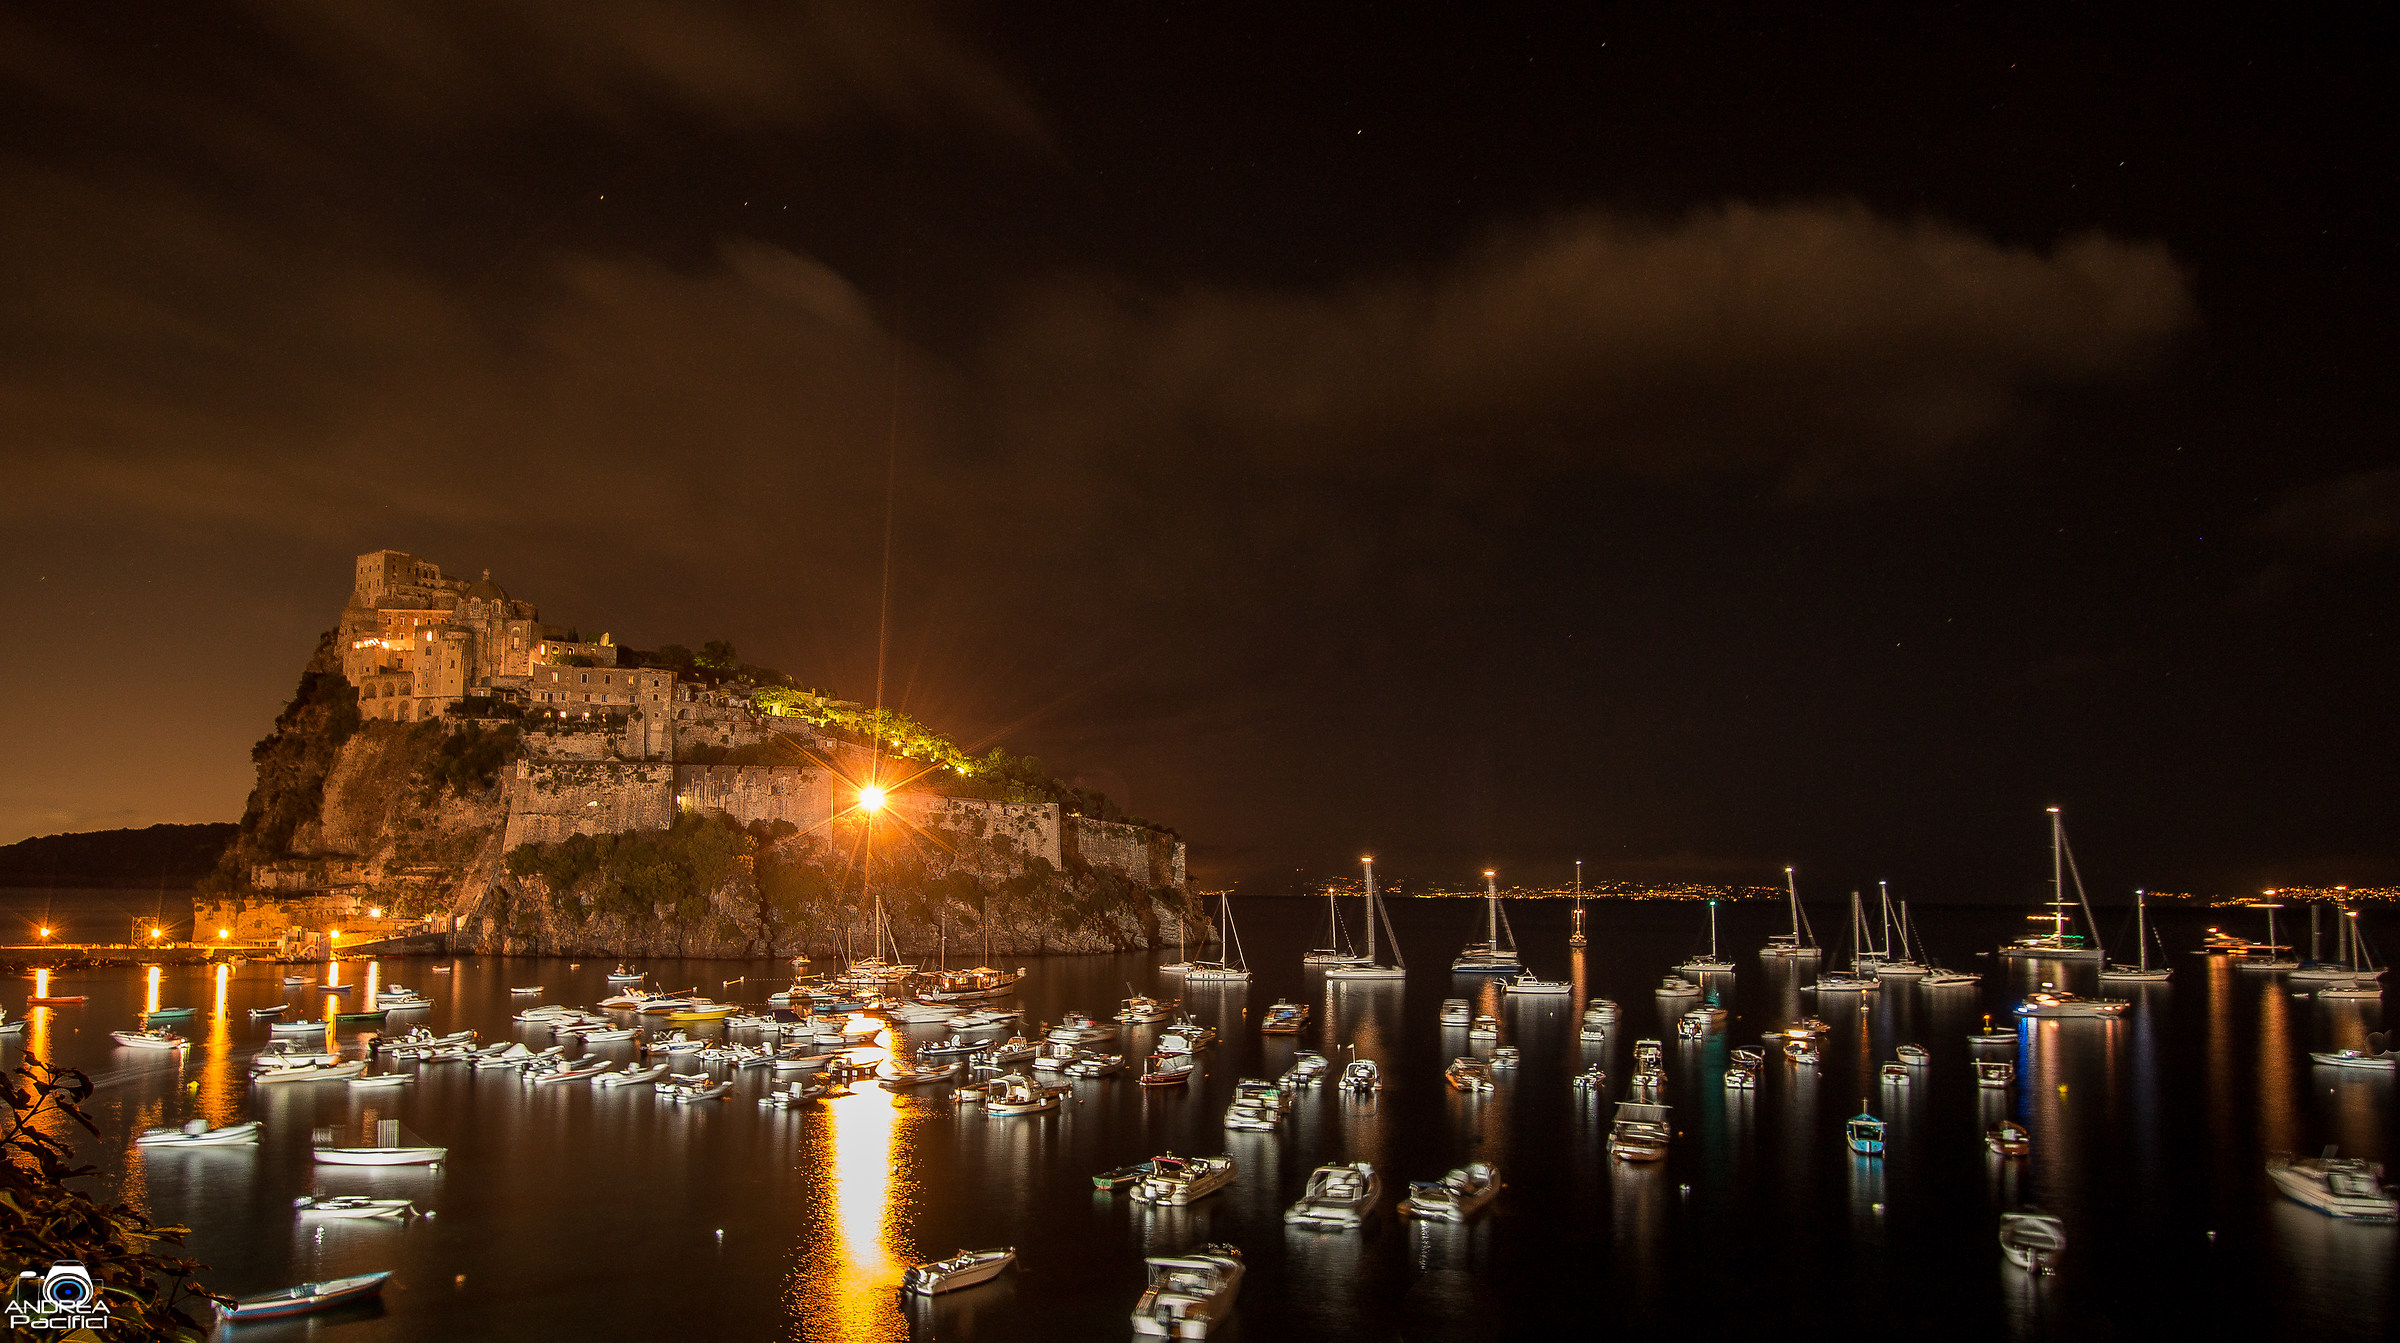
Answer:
xmin=1675 ymin=897 xmax=1737 ymax=975
xmin=1182 ymin=891 xmax=1253 ymax=982
xmin=1609 ymin=1101 xmax=1673 ymax=1161
xmin=1397 ymin=1162 xmax=1499 ymax=1222
xmin=2267 ymin=1148 xmax=2398 ymax=1221
xmin=1760 ymin=867 xmax=1823 ymax=960
xmin=1999 ymin=808 xmax=2104 ymax=962
xmin=1131 ymin=1244 xmax=1244 ymax=1339
xmin=1128 ymin=1153 xmax=1237 ymax=1205
xmin=1451 ymin=870 xmax=1522 ymax=973
xmin=1285 ymin=1162 xmax=1381 ymax=1229
xmin=1326 ymin=856 xmax=1409 ymax=981
xmin=2014 ymin=988 xmax=2129 ymax=1019
xmin=901 ymin=1247 xmax=1016 ymax=1296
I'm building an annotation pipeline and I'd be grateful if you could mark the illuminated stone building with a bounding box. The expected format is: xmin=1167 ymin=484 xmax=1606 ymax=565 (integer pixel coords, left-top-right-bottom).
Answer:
xmin=339 ymin=549 xmax=570 ymax=722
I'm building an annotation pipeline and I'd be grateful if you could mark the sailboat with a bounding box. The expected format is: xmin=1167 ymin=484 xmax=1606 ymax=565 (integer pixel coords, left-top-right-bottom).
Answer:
xmin=839 ymin=889 xmax=918 ymax=986
xmin=920 ymin=904 xmax=1027 ymax=1002
xmin=2099 ymin=888 xmax=2173 ymax=982
xmin=1302 ymin=873 xmax=1372 ymax=966
xmin=1159 ymin=896 xmax=1196 ymax=975
xmin=1812 ymin=892 xmax=1878 ymax=992
xmin=1327 ymin=857 xmax=1407 ymax=982
xmin=1184 ymin=893 xmax=1252 ymax=982
xmin=1568 ymin=859 xmax=1587 ymax=948
xmin=1874 ymin=882 xmax=1927 ymax=976
xmin=1760 ymin=867 xmax=1822 ymax=959
xmin=2312 ymin=910 xmax=2386 ymax=999
xmin=2233 ymin=899 xmax=2299 ymax=972
xmin=1675 ymin=899 xmax=1735 ymax=975
xmin=1999 ymin=807 xmax=2103 ymax=962
xmin=1451 ymin=870 xmax=1522 ymax=973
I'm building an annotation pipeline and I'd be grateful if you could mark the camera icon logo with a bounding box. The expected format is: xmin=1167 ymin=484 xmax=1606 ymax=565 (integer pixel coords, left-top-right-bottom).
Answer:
xmin=42 ymin=1262 xmax=94 ymax=1308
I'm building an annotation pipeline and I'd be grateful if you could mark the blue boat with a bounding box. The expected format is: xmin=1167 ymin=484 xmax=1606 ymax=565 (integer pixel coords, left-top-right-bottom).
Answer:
xmin=1846 ymin=1107 xmax=1886 ymax=1156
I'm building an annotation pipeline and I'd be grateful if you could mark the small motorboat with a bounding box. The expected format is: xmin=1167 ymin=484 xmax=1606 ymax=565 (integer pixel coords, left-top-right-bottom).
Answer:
xmin=918 ymin=1035 xmax=987 ymax=1059
xmin=605 ymin=966 xmax=647 ymax=983
xmin=596 ymin=1062 xmax=670 ymax=1088
xmin=1490 ymin=1046 xmax=1521 ymax=1069
xmin=576 ymin=1026 xmax=639 ymax=1043
xmin=2267 ymin=1148 xmax=2398 ymax=1221
xmin=1444 ymin=1057 xmax=1494 ymax=1093
xmin=1723 ymin=1064 xmax=1758 ymax=1091
xmin=220 ymin=1272 xmax=391 ymax=1322
xmin=1438 ymin=999 xmax=1472 ymax=1026
xmin=281 ymin=976 xmax=314 ymax=986
xmin=474 ymin=1043 xmax=561 ymax=1070
xmin=346 ymin=1072 xmax=415 ymax=1090
xmin=335 ymin=1011 xmax=388 ymax=1025
xmin=1045 ymin=1011 xmax=1119 ymax=1044
xmin=1465 ymin=1014 xmax=1499 ymax=1040
xmin=136 ymin=1118 xmax=262 ymax=1148
xmin=313 ymin=1126 xmax=446 ymax=1165
xmin=1341 ymin=1058 xmax=1381 ymax=1096
xmin=1879 ymin=1062 xmax=1911 ymax=1086
xmin=112 ymin=1029 xmax=189 ymax=1050
xmin=658 ymin=1074 xmax=734 ymax=1103
xmin=1656 ymin=975 xmax=1703 ymax=998
xmin=269 ymin=1019 xmax=328 ymax=1037
xmin=511 ymin=986 xmax=545 ymax=995
xmin=253 ymin=1045 xmax=340 ymax=1070
xmin=901 ymin=1247 xmax=1016 ymax=1296
xmin=1975 ymin=1061 xmax=2015 ymax=1089
xmin=1573 ymin=1066 xmax=1607 ymax=1092
xmin=1094 ymin=1161 xmax=1159 ymax=1190
xmin=1398 ymin=1162 xmax=1499 ymax=1222
xmin=1259 ymin=1000 xmax=1311 ymax=1035
xmin=525 ymin=1058 xmax=614 ymax=1086
xmin=2309 ymin=1048 xmax=2397 ymax=1071
xmin=2015 ymin=990 xmax=2129 ymax=1019
xmin=28 ymin=994 xmax=89 ymax=1006
xmin=430 ymin=965 xmax=452 ymax=973
xmin=143 ymin=1006 xmax=198 ymax=1021
xmin=1131 ymin=1243 xmax=1243 ymax=1338
xmin=253 ymin=1060 xmax=367 ymax=1085
xmin=1609 ymin=1101 xmax=1673 ymax=1161
xmin=1064 ymin=1053 xmax=1125 ymax=1079
xmin=879 ymin=1061 xmax=962 ymax=1091
xmin=1895 ymin=1043 xmax=1931 ymax=1066
xmin=1986 ymin=1120 xmax=2031 ymax=1157
xmin=983 ymin=1072 xmax=1071 ymax=1117
xmin=293 ymin=1195 xmax=415 ymax=1219
xmin=1999 ymin=1210 xmax=2066 ymax=1273
xmin=1785 ymin=1038 xmax=1821 ymax=1065
xmin=1285 ymin=1161 xmax=1381 ymax=1229
xmin=1155 ymin=1017 xmax=1217 ymax=1055
xmin=1116 ymin=995 xmax=1175 ymax=1023
xmin=1128 ymin=1153 xmax=1237 ymax=1205
xmin=249 ymin=1004 xmax=289 ymax=1019
xmin=1140 ymin=1052 xmax=1197 ymax=1087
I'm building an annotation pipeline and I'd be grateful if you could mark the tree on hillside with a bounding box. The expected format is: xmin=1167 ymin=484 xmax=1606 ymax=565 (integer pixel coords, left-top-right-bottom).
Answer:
xmin=697 ymin=640 xmax=738 ymax=671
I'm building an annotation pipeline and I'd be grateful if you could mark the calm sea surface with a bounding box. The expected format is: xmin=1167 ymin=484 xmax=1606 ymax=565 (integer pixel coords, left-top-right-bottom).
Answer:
xmin=5 ymin=897 xmax=2393 ymax=1342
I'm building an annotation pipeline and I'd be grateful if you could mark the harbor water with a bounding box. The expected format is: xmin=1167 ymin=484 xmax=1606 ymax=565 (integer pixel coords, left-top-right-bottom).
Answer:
xmin=7 ymin=898 xmax=2393 ymax=1341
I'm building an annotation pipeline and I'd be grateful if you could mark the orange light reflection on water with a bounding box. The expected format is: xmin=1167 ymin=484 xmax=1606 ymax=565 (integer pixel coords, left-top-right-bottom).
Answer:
xmin=145 ymin=965 xmax=161 ymax=1016
xmin=197 ymin=962 xmax=238 ymax=1124
xmin=786 ymin=1043 xmax=913 ymax=1343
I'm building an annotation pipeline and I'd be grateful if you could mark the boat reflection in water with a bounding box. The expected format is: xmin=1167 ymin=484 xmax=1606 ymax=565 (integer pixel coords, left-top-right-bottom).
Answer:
xmin=787 ymin=1051 xmax=914 ymax=1343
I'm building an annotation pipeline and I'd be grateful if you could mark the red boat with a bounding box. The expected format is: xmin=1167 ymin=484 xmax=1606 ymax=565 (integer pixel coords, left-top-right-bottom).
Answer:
xmin=27 ymin=995 xmax=88 ymax=1006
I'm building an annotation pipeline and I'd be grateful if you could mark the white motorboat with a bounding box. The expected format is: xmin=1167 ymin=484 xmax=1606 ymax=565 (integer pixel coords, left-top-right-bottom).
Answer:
xmin=1723 ymin=1064 xmax=1758 ymax=1091
xmin=510 ymin=985 xmax=545 ymax=995
xmin=1325 ymin=856 xmax=1409 ymax=981
xmin=1466 ymin=1014 xmax=1499 ymax=1040
xmin=2015 ymin=989 xmax=2128 ymax=1019
xmin=577 ymin=1026 xmax=639 ymax=1043
xmin=1975 ymin=1061 xmax=2015 ymax=1089
xmin=1399 ymin=1162 xmax=1499 ymax=1221
xmin=1116 ymin=995 xmax=1176 ymax=1023
xmin=1491 ymin=1045 xmax=1520 ymax=1069
xmin=1895 ymin=1044 xmax=1931 ymax=1066
xmin=374 ymin=989 xmax=430 ymax=1010
xmin=1140 ymin=1052 xmax=1198 ymax=1087
xmin=2267 ymin=1148 xmax=2398 ymax=1221
xmin=1156 ymin=1018 xmax=1218 ymax=1055
xmin=1285 ymin=1162 xmax=1381 ymax=1229
xmin=1340 ymin=1057 xmax=1381 ymax=1096
xmin=1919 ymin=967 xmax=1981 ymax=988
xmin=1999 ymin=809 xmax=2105 ymax=962
xmin=1129 ymin=1153 xmax=1237 ymax=1205
xmin=948 ymin=1007 xmax=1022 ymax=1030
xmin=112 ymin=1029 xmax=188 ymax=1051
xmin=1131 ymin=1243 xmax=1243 ymax=1339
xmin=976 ymin=1036 xmax=1042 ymax=1067
xmin=1259 ymin=1000 xmax=1310 ymax=1035
xmin=1785 ymin=1038 xmax=1821 ymax=1065
xmin=596 ymin=1062 xmax=669 ymax=1088
xmin=136 ymin=1119 xmax=262 ymax=1147
xmin=347 ymin=1072 xmax=414 ymax=1090
xmin=1583 ymin=998 xmax=1619 ymax=1021
xmin=1064 ymin=1053 xmax=1125 ymax=1079
xmin=525 ymin=1058 xmax=614 ymax=1085
xmin=1046 ymin=1012 xmax=1119 ymax=1044
xmin=657 ymin=1074 xmax=733 ymax=1103
xmin=2309 ymin=1048 xmax=2396 ymax=1071
xmin=1999 ymin=1210 xmax=2066 ymax=1272
xmin=1656 ymin=975 xmax=1703 ymax=998
xmin=1574 ymin=1065 xmax=1608 ymax=1092
xmin=2320 ymin=982 xmax=2385 ymax=1001
xmin=919 ymin=1035 xmax=987 ymax=1060
xmin=605 ymin=965 xmax=647 ymax=983
xmin=248 ymin=1004 xmax=288 ymax=1019
xmin=983 ymin=1072 xmax=1071 ymax=1116
xmin=1183 ymin=892 xmax=1253 ymax=982
xmin=474 ymin=1043 xmax=561 ymax=1070
xmin=1438 ymin=999 xmax=1473 ymax=1026
xmin=268 ymin=1019 xmax=327 ymax=1037
xmin=879 ymin=1061 xmax=961 ymax=1092
xmin=1760 ymin=867 xmax=1824 ymax=960
xmin=292 ymin=1196 xmax=415 ymax=1219
xmin=901 ymin=1247 xmax=1016 ymax=1295
xmin=1451 ymin=870 xmax=1522 ymax=973
xmin=1609 ymin=1101 xmax=1673 ymax=1161
xmin=2099 ymin=887 xmax=2174 ymax=982
xmin=282 ymin=976 xmax=313 ymax=987
xmin=887 ymin=1001 xmax=959 ymax=1024
xmin=253 ymin=1061 xmax=366 ymax=1085
xmin=1879 ymin=1061 xmax=1911 ymax=1086
xmin=313 ymin=1124 xmax=445 ymax=1165
xmin=917 ymin=963 xmax=1028 ymax=1004
xmin=1504 ymin=974 xmax=1571 ymax=996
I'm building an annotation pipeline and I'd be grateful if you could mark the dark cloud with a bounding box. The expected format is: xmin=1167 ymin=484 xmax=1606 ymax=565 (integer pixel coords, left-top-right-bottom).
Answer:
xmin=2253 ymin=466 xmax=2400 ymax=556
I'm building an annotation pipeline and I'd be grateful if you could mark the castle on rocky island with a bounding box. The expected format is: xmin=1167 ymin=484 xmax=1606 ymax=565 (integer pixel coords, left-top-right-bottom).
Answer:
xmin=204 ymin=548 xmax=1190 ymax=959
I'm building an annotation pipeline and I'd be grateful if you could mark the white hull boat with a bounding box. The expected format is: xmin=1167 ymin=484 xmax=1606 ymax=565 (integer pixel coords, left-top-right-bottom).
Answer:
xmin=598 ymin=1062 xmax=670 ymax=1087
xmin=254 ymin=1061 xmax=366 ymax=1085
xmin=293 ymin=1196 xmax=415 ymax=1219
xmin=2267 ymin=1149 xmax=2397 ymax=1221
xmin=314 ymin=1144 xmax=446 ymax=1166
xmin=1285 ymin=1162 xmax=1380 ymax=1229
xmin=1999 ymin=1210 xmax=2066 ymax=1272
xmin=1132 ymin=1244 xmax=1243 ymax=1339
xmin=902 ymin=1247 xmax=1016 ymax=1295
xmin=1399 ymin=1162 xmax=1499 ymax=1221
xmin=1130 ymin=1154 xmax=1236 ymax=1205
xmin=137 ymin=1119 xmax=262 ymax=1147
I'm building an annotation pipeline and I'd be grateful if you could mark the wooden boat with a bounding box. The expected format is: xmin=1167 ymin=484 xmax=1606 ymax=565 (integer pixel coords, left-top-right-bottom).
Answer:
xmin=27 ymin=995 xmax=87 ymax=1006
xmin=221 ymin=1272 xmax=391 ymax=1321
xmin=1986 ymin=1120 xmax=2031 ymax=1157
xmin=901 ymin=1247 xmax=1016 ymax=1296
xmin=1974 ymin=1061 xmax=2015 ymax=1090
xmin=1139 ymin=1052 xmax=1196 ymax=1087
xmin=1846 ymin=1107 xmax=1886 ymax=1156
xmin=136 ymin=1119 xmax=262 ymax=1147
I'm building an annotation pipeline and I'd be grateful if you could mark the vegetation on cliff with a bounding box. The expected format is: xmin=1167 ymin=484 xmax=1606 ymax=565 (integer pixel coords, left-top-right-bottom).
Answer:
xmin=210 ymin=631 xmax=359 ymax=886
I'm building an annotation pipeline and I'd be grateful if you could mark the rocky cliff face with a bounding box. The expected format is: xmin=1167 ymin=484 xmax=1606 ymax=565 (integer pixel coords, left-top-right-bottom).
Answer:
xmin=219 ymin=630 xmax=1204 ymax=959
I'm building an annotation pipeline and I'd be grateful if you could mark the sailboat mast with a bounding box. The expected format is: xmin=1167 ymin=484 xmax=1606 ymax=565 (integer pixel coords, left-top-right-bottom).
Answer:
xmin=2135 ymin=889 xmax=2149 ymax=972
xmin=1361 ymin=857 xmax=1377 ymax=962
xmin=2311 ymin=902 xmax=2321 ymax=963
xmin=1878 ymin=880 xmax=1893 ymax=958
xmin=1708 ymin=898 xmax=1719 ymax=958
xmin=1570 ymin=859 xmax=1587 ymax=948
xmin=1485 ymin=870 xmax=1499 ymax=947
xmin=2049 ymin=808 xmax=2066 ymax=942
xmin=1787 ymin=867 xmax=1801 ymax=941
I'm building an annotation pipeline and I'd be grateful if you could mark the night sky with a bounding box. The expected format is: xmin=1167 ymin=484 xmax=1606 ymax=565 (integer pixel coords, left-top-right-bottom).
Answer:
xmin=3 ymin=5 xmax=2392 ymax=901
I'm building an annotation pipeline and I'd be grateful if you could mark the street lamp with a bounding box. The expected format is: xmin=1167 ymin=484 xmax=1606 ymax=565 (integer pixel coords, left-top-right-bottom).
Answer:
xmin=859 ymin=785 xmax=886 ymax=813
xmin=217 ymin=929 xmax=230 ymax=940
